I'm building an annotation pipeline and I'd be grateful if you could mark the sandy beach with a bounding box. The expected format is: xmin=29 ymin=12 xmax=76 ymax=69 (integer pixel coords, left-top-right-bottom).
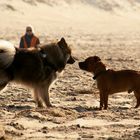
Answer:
xmin=0 ymin=0 xmax=140 ymax=139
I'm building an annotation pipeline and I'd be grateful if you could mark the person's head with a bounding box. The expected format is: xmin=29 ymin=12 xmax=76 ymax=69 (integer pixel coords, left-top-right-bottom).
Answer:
xmin=26 ymin=26 xmax=33 ymax=36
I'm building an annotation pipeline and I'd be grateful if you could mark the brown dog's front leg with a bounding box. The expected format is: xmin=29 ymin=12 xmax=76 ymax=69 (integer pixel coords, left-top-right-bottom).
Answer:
xmin=103 ymin=93 xmax=109 ymax=110
xmin=134 ymin=91 xmax=140 ymax=108
xmin=99 ymin=92 xmax=104 ymax=110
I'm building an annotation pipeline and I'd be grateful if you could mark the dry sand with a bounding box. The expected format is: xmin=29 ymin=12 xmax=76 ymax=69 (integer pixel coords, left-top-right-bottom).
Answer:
xmin=0 ymin=0 xmax=140 ymax=140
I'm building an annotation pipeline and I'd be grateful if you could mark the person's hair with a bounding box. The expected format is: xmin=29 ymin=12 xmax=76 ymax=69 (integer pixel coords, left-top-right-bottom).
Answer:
xmin=26 ymin=25 xmax=34 ymax=33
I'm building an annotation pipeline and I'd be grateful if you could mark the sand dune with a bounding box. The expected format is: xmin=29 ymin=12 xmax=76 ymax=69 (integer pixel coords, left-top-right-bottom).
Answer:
xmin=0 ymin=0 xmax=140 ymax=39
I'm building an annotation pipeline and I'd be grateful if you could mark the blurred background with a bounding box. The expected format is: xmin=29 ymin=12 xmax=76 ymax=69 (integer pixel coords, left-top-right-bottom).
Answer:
xmin=0 ymin=0 xmax=140 ymax=43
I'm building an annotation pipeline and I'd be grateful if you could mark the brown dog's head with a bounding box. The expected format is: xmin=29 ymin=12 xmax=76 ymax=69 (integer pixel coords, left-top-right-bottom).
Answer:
xmin=79 ymin=56 xmax=106 ymax=73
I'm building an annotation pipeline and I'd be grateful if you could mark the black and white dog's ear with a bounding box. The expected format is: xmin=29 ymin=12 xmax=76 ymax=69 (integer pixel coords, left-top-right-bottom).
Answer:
xmin=60 ymin=37 xmax=66 ymax=43
xmin=57 ymin=37 xmax=67 ymax=48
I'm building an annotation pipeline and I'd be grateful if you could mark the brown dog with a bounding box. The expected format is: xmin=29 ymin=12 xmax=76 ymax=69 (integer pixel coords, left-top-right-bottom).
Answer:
xmin=79 ymin=56 xmax=140 ymax=110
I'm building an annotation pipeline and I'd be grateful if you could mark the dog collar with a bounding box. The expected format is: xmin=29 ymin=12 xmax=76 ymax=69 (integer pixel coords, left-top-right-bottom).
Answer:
xmin=39 ymin=51 xmax=58 ymax=71
xmin=93 ymin=70 xmax=107 ymax=80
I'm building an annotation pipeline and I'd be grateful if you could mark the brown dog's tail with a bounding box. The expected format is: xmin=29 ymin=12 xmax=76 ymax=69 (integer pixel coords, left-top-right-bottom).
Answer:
xmin=0 ymin=40 xmax=16 ymax=69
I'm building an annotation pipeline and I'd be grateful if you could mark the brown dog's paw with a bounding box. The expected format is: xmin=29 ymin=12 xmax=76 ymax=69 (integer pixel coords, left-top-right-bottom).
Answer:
xmin=37 ymin=101 xmax=44 ymax=108
xmin=103 ymin=107 xmax=108 ymax=110
xmin=47 ymin=104 xmax=54 ymax=108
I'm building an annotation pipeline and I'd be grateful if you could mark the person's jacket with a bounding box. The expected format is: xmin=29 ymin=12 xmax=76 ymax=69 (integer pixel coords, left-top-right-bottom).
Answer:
xmin=19 ymin=34 xmax=40 ymax=48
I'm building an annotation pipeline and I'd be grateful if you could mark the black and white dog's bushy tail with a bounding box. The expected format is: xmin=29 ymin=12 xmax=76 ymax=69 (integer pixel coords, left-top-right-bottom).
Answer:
xmin=0 ymin=40 xmax=16 ymax=69
xmin=0 ymin=40 xmax=16 ymax=90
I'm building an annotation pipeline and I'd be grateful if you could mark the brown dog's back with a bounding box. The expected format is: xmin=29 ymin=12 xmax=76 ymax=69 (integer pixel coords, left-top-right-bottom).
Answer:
xmin=98 ymin=70 xmax=140 ymax=94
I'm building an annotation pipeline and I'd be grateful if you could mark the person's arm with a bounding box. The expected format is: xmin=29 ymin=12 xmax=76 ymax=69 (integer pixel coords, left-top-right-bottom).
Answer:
xmin=19 ymin=37 xmax=24 ymax=48
xmin=36 ymin=38 xmax=40 ymax=45
xmin=35 ymin=38 xmax=40 ymax=48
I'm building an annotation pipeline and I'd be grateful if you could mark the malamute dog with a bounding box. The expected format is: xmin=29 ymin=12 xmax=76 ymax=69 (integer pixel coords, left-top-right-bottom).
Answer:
xmin=0 ymin=38 xmax=75 ymax=107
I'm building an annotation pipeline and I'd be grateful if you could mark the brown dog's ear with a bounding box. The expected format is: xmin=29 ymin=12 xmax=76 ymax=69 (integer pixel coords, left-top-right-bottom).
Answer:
xmin=58 ymin=37 xmax=67 ymax=48
xmin=93 ymin=56 xmax=101 ymax=62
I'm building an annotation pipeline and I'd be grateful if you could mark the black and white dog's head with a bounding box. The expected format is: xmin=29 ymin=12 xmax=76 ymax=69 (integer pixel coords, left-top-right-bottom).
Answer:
xmin=39 ymin=38 xmax=75 ymax=72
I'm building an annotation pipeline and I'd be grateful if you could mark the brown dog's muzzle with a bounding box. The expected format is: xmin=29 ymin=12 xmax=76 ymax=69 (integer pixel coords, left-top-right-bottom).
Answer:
xmin=78 ymin=62 xmax=87 ymax=71
xmin=67 ymin=56 xmax=75 ymax=64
